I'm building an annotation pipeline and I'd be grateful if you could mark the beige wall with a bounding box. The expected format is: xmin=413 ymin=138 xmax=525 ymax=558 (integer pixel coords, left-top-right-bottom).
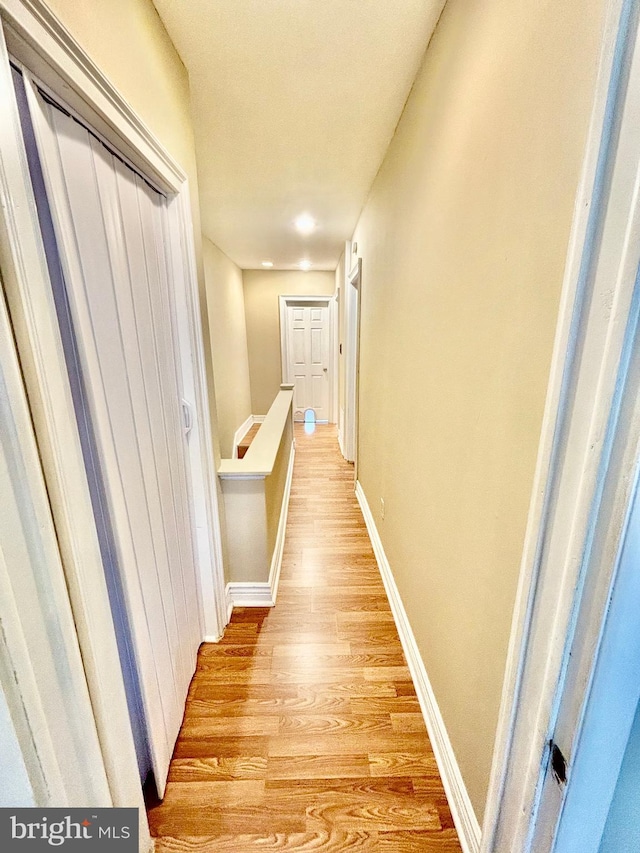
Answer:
xmin=203 ymin=239 xmax=252 ymax=457
xmin=350 ymin=0 xmax=607 ymax=820
xmin=46 ymin=0 xmax=222 ymax=457
xmin=243 ymin=270 xmax=335 ymax=415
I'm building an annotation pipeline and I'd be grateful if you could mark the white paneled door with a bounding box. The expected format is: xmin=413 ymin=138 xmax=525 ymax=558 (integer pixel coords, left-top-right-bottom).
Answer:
xmin=23 ymin=83 xmax=202 ymax=795
xmin=285 ymin=303 xmax=330 ymax=421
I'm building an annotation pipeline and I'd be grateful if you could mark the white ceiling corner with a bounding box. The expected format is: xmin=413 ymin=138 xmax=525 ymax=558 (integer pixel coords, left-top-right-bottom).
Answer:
xmin=152 ymin=0 xmax=445 ymax=270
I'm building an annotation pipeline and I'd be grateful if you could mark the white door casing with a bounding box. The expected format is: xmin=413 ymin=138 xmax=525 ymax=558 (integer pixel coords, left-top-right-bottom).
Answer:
xmin=279 ymin=294 xmax=337 ymax=424
xmin=343 ymin=257 xmax=361 ymax=466
xmin=553 ymin=444 xmax=640 ymax=853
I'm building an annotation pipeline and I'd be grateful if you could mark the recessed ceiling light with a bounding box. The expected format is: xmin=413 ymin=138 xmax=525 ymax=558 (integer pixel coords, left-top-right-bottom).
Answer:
xmin=261 ymin=260 xmax=273 ymax=268
xmin=299 ymin=260 xmax=312 ymax=271
xmin=294 ymin=213 xmax=316 ymax=235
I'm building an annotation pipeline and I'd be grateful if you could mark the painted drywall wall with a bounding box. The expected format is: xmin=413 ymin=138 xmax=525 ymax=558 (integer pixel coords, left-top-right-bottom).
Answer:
xmin=203 ymin=238 xmax=252 ymax=458
xmin=45 ymin=0 xmax=222 ymax=458
xmin=349 ymin=0 xmax=608 ymax=820
xmin=243 ymin=270 xmax=335 ymax=415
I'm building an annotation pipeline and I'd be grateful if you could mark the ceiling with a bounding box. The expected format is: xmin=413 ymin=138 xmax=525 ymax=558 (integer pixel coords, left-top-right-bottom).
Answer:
xmin=153 ymin=0 xmax=445 ymax=270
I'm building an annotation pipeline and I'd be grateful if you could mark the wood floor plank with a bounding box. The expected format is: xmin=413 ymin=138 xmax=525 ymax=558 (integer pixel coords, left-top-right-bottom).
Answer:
xmin=266 ymin=755 xmax=371 ymax=780
xmin=271 ymin=642 xmax=351 ymax=657
xmin=168 ymin=756 xmax=267 ymax=781
xmin=268 ymin=732 xmax=433 ymax=757
xmin=154 ymin=831 xmax=378 ymax=852
xmin=369 ymin=753 xmax=441 ymax=777
xmin=180 ymin=715 xmax=279 ymax=737
xmin=157 ymin=779 xmax=265 ymax=807
xmin=305 ymin=802 xmax=440 ymax=834
xmin=350 ymin=696 xmax=421 ymax=715
xmin=185 ymin=695 xmax=354 ymax=717
xmin=295 ymin=682 xmax=399 ymax=698
xmin=277 ymin=714 xmax=394 ymax=735
xmin=390 ymin=713 xmax=427 ymax=733
xmin=377 ymin=830 xmax=466 ymax=852
xmin=172 ymin=735 xmax=270 ymax=759
xmin=149 ymin=425 xmax=462 ymax=853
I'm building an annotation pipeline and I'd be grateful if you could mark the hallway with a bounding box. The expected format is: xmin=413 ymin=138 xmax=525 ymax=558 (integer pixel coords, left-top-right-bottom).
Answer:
xmin=148 ymin=425 xmax=462 ymax=851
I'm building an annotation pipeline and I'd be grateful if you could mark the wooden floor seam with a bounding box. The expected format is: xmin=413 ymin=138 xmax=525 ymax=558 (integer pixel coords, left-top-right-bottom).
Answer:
xmin=149 ymin=424 xmax=463 ymax=852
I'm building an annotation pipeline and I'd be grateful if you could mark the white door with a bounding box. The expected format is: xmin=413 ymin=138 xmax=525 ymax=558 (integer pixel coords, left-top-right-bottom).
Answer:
xmin=286 ymin=303 xmax=330 ymax=421
xmin=23 ymin=82 xmax=202 ymax=795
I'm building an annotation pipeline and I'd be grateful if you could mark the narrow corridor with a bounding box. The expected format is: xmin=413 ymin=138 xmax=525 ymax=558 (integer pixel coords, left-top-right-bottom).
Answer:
xmin=149 ymin=425 xmax=462 ymax=852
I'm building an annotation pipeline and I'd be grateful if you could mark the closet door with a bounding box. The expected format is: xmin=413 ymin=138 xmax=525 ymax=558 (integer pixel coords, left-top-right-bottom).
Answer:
xmin=25 ymin=83 xmax=202 ymax=794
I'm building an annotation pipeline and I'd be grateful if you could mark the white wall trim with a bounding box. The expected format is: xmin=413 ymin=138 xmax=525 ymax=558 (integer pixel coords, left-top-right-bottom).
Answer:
xmin=253 ymin=415 xmax=266 ymax=424
xmin=338 ymin=407 xmax=345 ymax=458
xmin=355 ymin=481 xmax=481 ymax=853
xmin=232 ymin=413 xmax=255 ymax=458
xmin=343 ymin=257 xmax=361 ymax=465
xmin=226 ymin=581 xmax=275 ymax=608
xmin=268 ymin=441 xmax=296 ymax=603
xmin=1 ymin=0 xmax=184 ymax=193
xmin=223 ymin=585 xmax=234 ymax=626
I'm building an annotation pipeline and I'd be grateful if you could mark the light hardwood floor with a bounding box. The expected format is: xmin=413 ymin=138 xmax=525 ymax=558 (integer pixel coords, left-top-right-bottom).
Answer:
xmin=237 ymin=423 xmax=261 ymax=459
xmin=149 ymin=424 xmax=463 ymax=852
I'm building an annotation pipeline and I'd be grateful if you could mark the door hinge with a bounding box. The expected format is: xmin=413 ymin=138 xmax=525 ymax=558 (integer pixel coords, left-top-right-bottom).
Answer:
xmin=550 ymin=739 xmax=567 ymax=787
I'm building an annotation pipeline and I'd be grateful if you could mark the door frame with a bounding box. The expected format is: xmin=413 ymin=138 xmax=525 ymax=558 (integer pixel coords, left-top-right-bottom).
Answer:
xmin=279 ymin=293 xmax=338 ymax=424
xmin=481 ymin=0 xmax=640 ymax=850
xmin=0 ymin=0 xmax=226 ymax=837
xmin=343 ymin=257 xmax=362 ymax=468
xmin=552 ymin=455 xmax=640 ymax=853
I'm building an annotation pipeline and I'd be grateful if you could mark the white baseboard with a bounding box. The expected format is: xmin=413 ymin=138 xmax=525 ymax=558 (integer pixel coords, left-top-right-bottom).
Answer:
xmin=268 ymin=441 xmax=296 ymax=603
xmin=338 ymin=408 xmax=345 ymax=457
xmin=232 ymin=414 xmax=257 ymax=458
xmin=226 ymin=581 xmax=274 ymax=608
xmin=226 ymin=585 xmax=234 ymax=621
xmin=253 ymin=415 xmax=265 ymax=424
xmin=355 ymin=480 xmax=482 ymax=853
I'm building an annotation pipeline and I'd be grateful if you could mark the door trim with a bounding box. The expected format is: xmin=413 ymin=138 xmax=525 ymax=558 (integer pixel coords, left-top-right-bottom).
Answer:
xmin=279 ymin=294 xmax=337 ymax=424
xmin=481 ymin=1 xmax=637 ymax=849
xmin=343 ymin=257 xmax=361 ymax=467
xmin=0 ymin=0 xmax=226 ymax=834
